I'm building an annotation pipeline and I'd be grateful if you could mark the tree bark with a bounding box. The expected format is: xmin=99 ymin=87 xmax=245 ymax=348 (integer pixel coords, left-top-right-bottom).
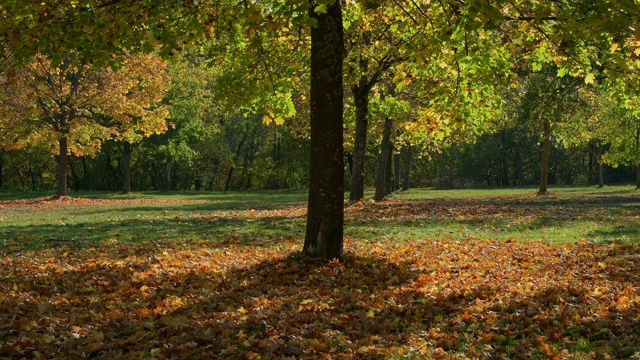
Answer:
xmin=597 ymin=144 xmax=604 ymax=188
xmin=122 ymin=141 xmax=132 ymax=193
xmin=636 ymin=165 xmax=640 ymax=190
xmin=303 ymin=0 xmax=344 ymax=260
xmin=394 ymin=152 xmax=400 ymax=191
xmin=402 ymin=146 xmax=413 ymax=191
xmin=57 ymin=137 xmax=69 ymax=197
xmin=349 ymin=88 xmax=369 ymax=203
xmin=375 ymin=117 xmax=393 ymax=201
xmin=537 ymin=119 xmax=551 ymax=196
xmin=385 ymin=135 xmax=393 ymax=195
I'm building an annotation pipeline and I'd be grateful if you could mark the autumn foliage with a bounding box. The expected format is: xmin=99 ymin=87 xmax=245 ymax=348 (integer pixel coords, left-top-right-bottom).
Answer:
xmin=1 ymin=194 xmax=639 ymax=359
xmin=0 ymin=53 xmax=170 ymax=196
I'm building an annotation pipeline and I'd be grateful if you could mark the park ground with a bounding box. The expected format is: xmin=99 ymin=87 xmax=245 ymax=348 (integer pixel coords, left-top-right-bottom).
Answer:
xmin=1 ymin=186 xmax=639 ymax=359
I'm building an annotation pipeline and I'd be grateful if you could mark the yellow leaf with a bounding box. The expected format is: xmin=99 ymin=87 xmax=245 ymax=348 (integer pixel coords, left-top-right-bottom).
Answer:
xmin=592 ymin=287 xmax=602 ymax=296
xmin=584 ymin=73 xmax=595 ymax=84
xmin=366 ymin=310 xmax=375 ymax=318
xmin=609 ymin=43 xmax=619 ymax=53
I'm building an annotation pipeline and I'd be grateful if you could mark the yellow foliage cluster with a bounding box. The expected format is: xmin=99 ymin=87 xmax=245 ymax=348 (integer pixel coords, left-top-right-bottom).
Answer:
xmin=0 ymin=53 xmax=170 ymax=156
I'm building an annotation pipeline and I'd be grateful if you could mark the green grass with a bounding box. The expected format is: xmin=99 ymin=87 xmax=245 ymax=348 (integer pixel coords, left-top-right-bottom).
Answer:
xmin=1 ymin=185 xmax=638 ymax=253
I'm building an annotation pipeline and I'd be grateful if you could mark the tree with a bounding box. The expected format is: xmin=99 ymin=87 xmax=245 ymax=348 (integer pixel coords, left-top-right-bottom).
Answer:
xmin=302 ymin=1 xmax=344 ymax=260
xmin=0 ymin=54 xmax=170 ymax=196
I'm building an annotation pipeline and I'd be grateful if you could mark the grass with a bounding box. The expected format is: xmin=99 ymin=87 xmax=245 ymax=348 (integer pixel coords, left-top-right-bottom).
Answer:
xmin=1 ymin=185 xmax=639 ymax=253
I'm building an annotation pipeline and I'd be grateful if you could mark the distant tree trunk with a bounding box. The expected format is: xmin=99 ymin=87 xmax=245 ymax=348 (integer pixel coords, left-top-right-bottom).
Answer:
xmin=636 ymin=165 xmax=640 ymax=190
xmin=375 ymin=117 xmax=393 ymax=201
xmin=303 ymin=1 xmax=344 ymax=260
xmin=597 ymin=144 xmax=604 ymax=188
xmin=57 ymin=137 xmax=69 ymax=197
xmin=349 ymin=88 xmax=369 ymax=203
xmin=402 ymin=146 xmax=413 ymax=191
xmin=394 ymin=152 xmax=400 ymax=191
xmin=122 ymin=141 xmax=132 ymax=193
xmin=163 ymin=156 xmax=172 ymax=192
xmin=537 ymin=119 xmax=551 ymax=196
xmin=385 ymin=136 xmax=393 ymax=196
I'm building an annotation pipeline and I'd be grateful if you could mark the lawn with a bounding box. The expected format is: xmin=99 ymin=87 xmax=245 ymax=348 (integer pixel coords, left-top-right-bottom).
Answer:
xmin=1 ymin=186 xmax=639 ymax=358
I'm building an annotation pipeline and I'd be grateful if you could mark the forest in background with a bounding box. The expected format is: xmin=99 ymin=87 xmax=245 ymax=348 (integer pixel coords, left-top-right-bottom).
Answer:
xmin=1 ymin=2 xmax=640 ymax=197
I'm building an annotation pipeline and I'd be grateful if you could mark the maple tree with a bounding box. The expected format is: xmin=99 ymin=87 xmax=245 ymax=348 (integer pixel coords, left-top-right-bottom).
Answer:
xmin=0 ymin=53 xmax=170 ymax=197
xmin=302 ymin=1 xmax=344 ymax=260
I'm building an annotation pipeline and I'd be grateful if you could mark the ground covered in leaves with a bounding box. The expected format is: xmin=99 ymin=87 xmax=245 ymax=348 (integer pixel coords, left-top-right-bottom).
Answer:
xmin=1 ymin=190 xmax=640 ymax=359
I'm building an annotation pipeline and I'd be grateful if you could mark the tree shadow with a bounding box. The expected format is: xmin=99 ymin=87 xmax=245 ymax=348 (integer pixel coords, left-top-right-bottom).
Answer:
xmin=2 ymin=241 xmax=640 ymax=359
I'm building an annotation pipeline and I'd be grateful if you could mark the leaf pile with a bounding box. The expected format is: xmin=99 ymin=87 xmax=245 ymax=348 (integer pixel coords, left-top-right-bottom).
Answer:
xmin=1 ymin=195 xmax=640 ymax=359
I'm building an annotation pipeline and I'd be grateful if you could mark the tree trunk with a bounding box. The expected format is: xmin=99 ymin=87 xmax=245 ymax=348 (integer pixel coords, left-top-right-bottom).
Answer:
xmin=122 ymin=141 xmax=132 ymax=193
xmin=537 ymin=119 xmax=551 ymax=196
xmin=597 ymin=144 xmax=604 ymax=188
xmin=375 ymin=117 xmax=393 ymax=201
xmin=636 ymin=165 xmax=640 ymax=190
xmin=349 ymin=88 xmax=369 ymax=202
xmin=402 ymin=146 xmax=413 ymax=191
xmin=57 ymin=137 xmax=69 ymax=197
xmin=394 ymin=152 xmax=400 ymax=191
xmin=303 ymin=1 xmax=344 ymax=260
xmin=385 ymin=135 xmax=393 ymax=195
xmin=163 ymin=156 xmax=172 ymax=192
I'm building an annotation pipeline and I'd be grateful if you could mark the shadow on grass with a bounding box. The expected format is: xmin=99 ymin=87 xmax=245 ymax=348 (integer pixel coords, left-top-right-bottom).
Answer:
xmin=347 ymin=196 xmax=640 ymax=242
xmin=2 ymin=242 xmax=639 ymax=359
xmin=2 ymin=213 xmax=306 ymax=251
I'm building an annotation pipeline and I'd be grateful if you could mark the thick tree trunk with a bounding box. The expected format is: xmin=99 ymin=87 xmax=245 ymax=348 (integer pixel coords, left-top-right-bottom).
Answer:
xmin=402 ymin=146 xmax=413 ymax=191
xmin=122 ymin=141 xmax=132 ymax=194
xmin=349 ymin=89 xmax=369 ymax=202
xmin=375 ymin=117 xmax=393 ymax=201
xmin=537 ymin=119 xmax=551 ymax=196
xmin=57 ymin=137 xmax=69 ymax=197
xmin=163 ymin=156 xmax=172 ymax=192
xmin=303 ymin=1 xmax=344 ymax=260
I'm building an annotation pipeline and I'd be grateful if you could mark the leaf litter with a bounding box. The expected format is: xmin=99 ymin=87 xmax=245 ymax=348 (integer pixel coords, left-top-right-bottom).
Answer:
xmin=0 ymin=194 xmax=639 ymax=359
